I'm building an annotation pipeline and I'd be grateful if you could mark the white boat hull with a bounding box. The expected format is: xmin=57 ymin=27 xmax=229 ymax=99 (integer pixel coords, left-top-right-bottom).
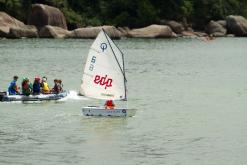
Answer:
xmin=82 ymin=106 xmax=136 ymax=117
xmin=0 ymin=91 xmax=68 ymax=102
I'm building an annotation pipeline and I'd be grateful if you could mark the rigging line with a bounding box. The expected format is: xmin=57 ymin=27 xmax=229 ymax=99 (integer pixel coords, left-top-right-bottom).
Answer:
xmin=105 ymin=30 xmax=127 ymax=83
xmin=102 ymin=29 xmax=127 ymax=82
xmin=102 ymin=29 xmax=127 ymax=100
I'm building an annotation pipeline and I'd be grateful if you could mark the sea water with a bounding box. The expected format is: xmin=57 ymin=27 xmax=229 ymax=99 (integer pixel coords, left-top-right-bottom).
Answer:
xmin=0 ymin=37 xmax=247 ymax=165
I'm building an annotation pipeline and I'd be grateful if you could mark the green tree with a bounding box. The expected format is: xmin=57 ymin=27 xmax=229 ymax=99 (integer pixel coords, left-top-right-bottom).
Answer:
xmin=0 ymin=0 xmax=247 ymax=29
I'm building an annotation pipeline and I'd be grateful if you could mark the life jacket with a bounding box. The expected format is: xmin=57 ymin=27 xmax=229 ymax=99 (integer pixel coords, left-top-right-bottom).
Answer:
xmin=105 ymin=100 xmax=115 ymax=109
xmin=42 ymin=82 xmax=50 ymax=93
xmin=52 ymin=84 xmax=59 ymax=94
xmin=22 ymin=81 xmax=32 ymax=96
xmin=53 ymin=82 xmax=63 ymax=94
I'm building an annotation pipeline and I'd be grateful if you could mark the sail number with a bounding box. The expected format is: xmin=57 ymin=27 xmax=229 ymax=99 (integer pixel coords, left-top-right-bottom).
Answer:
xmin=89 ymin=56 xmax=96 ymax=71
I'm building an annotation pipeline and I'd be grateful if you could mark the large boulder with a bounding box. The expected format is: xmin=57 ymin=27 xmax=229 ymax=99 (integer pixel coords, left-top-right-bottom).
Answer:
xmin=28 ymin=4 xmax=67 ymax=30
xmin=8 ymin=25 xmax=38 ymax=38
xmin=217 ymin=20 xmax=227 ymax=28
xmin=205 ymin=20 xmax=227 ymax=37
xmin=127 ymin=25 xmax=175 ymax=38
xmin=117 ymin=27 xmax=130 ymax=37
xmin=165 ymin=20 xmax=185 ymax=34
xmin=181 ymin=31 xmax=197 ymax=38
xmin=226 ymin=15 xmax=247 ymax=36
xmin=38 ymin=25 xmax=71 ymax=38
xmin=69 ymin=26 xmax=122 ymax=39
xmin=0 ymin=12 xmax=25 ymax=37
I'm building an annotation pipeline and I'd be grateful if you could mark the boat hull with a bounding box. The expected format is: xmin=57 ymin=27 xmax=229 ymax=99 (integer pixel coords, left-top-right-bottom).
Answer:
xmin=82 ymin=106 xmax=136 ymax=117
xmin=0 ymin=91 xmax=68 ymax=102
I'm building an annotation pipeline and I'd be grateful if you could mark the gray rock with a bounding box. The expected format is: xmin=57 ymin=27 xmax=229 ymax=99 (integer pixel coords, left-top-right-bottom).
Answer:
xmin=8 ymin=25 xmax=38 ymax=38
xmin=0 ymin=26 xmax=8 ymax=37
xmin=205 ymin=20 xmax=227 ymax=37
xmin=165 ymin=20 xmax=185 ymax=34
xmin=28 ymin=4 xmax=67 ymax=30
xmin=182 ymin=31 xmax=208 ymax=38
xmin=194 ymin=31 xmax=208 ymax=37
xmin=38 ymin=25 xmax=71 ymax=38
xmin=117 ymin=27 xmax=130 ymax=37
xmin=181 ymin=31 xmax=197 ymax=38
xmin=226 ymin=15 xmax=247 ymax=36
xmin=69 ymin=26 xmax=122 ymax=39
xmin=227 ymin=34 xmax=235 ymax=37
xmin=217 ymin=20 xmax=227 ymax=28
xmin=127 ymin=24 xmax=175 ymax=38
xmin=0 ymin=12 xmax=25 ymax=37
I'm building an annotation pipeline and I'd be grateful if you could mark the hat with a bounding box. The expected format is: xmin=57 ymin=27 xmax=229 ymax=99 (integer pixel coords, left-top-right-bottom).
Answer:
xmin=23 ymin=77 xmax=29 ymax=81
xmin=42 ymin=76 xmax=47 ymax=82
xmin=35 ymin=76 xmax=40 ymax=81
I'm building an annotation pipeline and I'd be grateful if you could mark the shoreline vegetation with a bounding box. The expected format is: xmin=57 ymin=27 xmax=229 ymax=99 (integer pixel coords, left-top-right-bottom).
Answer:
xmin=0 ymin=2 xmax=247 ymax=39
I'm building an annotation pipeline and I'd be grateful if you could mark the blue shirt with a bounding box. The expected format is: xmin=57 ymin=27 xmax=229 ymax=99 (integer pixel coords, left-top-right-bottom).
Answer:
xmin=8 ymin=80 xmax=17 ymax=95
xmin=33 ymin=82 xmax=41 ymax=94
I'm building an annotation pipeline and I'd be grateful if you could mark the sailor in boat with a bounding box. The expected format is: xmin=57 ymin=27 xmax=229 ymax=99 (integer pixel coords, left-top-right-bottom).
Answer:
xmin=21 ymin=78 xmax=33 ymax=96
xmin=41 ymin=76 xmax=50 ymax=94
xmin=32 ymin=76 xmax=41 ymax=95
xmin=51 ymin=79 xmax=63 ymax=94
xmin=8 ymin=75 xmax=20 ymax=95
xmin=104 ymin=100 xmax=115 ymax=109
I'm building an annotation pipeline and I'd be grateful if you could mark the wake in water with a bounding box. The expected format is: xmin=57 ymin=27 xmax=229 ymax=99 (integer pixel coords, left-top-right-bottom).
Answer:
xmin=59 ymin=90 xmax=89 ymax=101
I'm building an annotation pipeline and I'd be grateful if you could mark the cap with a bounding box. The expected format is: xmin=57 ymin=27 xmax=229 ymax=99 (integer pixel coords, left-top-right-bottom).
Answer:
xmin=35 ymin=76 xmax=40 ymax=81
xmin=42 ymin=76 xmax=47 ymax=82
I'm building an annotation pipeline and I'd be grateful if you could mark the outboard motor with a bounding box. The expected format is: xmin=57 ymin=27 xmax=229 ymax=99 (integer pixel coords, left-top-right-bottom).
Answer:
xmin=0 ymin=92 xmax=6 ymax=101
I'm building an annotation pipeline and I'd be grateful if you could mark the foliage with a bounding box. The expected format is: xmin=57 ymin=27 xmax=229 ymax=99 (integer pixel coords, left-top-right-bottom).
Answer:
xmin=0 ymin=0 xmax=247 ymax=29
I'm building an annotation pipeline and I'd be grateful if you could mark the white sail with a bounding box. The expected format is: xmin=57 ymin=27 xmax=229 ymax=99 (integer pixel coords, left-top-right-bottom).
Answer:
xmin=80 ymin=30 xmax=126 ymax=100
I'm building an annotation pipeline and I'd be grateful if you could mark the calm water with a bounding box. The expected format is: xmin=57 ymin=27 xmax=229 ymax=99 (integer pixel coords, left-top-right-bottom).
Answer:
xmin=0 ymin=37 xmax=247 ymax=165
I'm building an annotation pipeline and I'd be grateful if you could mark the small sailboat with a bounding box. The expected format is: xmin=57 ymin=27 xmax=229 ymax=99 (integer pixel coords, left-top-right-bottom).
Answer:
xmin=81 ymin=29 xmax=136 ymax=117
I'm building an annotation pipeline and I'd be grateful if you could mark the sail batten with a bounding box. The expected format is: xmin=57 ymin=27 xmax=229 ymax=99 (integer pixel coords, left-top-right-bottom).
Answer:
xmin=80 ymin=30 xmax=126 ymax=100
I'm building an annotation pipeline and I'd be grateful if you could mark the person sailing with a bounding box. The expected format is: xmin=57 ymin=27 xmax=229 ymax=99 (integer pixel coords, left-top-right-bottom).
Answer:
xmin=104 ymin=100 xmax=115 ymax=109
xmin=33 ymin=76 xmax=41 ymax=95
xmin=22 ymin=78 xmax=33 ymax=96
xmin=41 ymin=76 xmax=50 ymax=94
xmin=8 ymin=75 xmax=20 ymax=95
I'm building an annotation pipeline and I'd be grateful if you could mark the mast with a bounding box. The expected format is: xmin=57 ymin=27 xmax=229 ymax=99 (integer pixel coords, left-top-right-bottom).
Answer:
xmin=122 ymin=51 xmax=127 ymax=100
xmin=102 ymin=29 xmax=127 ymax=100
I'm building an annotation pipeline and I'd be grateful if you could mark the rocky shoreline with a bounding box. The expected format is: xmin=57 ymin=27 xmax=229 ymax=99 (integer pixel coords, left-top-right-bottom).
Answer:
xmin=1 ymin=4 xmax=247 ymax=39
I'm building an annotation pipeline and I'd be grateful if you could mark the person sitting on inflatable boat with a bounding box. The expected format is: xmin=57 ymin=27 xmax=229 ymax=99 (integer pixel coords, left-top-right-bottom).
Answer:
xmin=22 ymin=78 xmax=33 ymax=96
xmin=8 ymin=76 xmax=20 ymax=95
xmin=104 ymin=100 xmax=115 ymax=109
xmin=41 ymin=76 xmax=50 ymax=94
xmin=51 ymin=79 xmax=63 ymax=94
xmin=33 ymin=76 xmax=41 ymax=95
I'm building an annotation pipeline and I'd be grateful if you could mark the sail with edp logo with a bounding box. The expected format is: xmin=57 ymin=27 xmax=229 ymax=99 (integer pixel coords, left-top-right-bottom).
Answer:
xmin=80 ymin=29 xmax=136 ymax=117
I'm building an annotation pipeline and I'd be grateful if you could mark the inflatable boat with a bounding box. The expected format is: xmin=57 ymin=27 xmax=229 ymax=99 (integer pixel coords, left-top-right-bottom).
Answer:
xmin=0 ymin=91 xmax=68 ymax=102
